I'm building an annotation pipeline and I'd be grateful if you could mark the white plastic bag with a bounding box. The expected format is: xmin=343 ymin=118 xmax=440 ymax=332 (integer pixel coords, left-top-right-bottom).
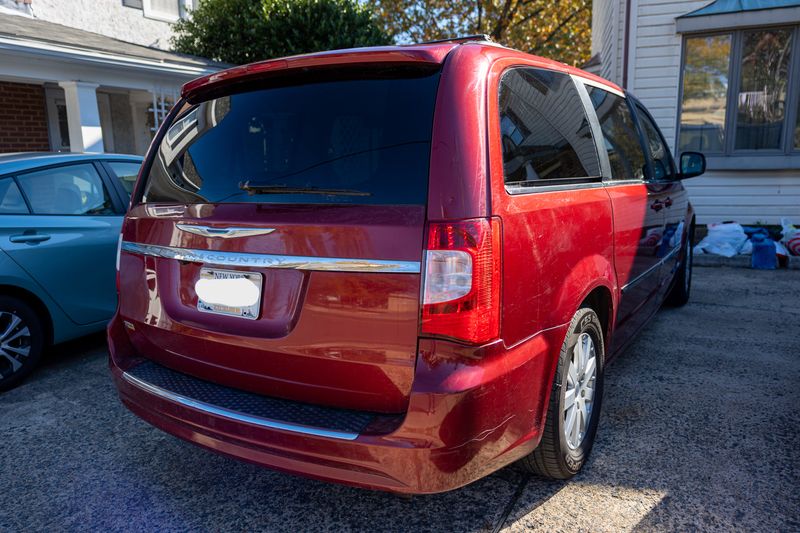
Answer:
xmin=780 ymin=218 xmax=800 ymax=256
xmin=694 ymin=222 xmax=748 ymax=258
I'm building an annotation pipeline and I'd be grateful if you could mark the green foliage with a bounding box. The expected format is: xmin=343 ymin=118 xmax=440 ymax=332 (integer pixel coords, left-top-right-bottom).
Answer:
xmin=171 ymin=0 xmax=391 ymax=65
xmin=368 ymin=0 xmax=592 ymax=67
xmin=171 ymin=0 xmax=268 ymax=65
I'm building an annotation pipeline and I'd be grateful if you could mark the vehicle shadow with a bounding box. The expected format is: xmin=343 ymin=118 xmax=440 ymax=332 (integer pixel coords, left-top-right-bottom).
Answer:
xmin=38 ymin=331 xmax=107 ymax=372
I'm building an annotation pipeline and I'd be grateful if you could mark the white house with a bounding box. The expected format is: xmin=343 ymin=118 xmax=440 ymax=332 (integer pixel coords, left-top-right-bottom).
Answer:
xmin=588 ymin=0 xmax=800 ymax=224
xmin=0 ymin=0 xmax=225 ymax=155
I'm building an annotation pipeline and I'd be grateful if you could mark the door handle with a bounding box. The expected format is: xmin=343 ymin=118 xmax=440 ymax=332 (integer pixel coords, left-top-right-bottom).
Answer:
xmin=664 ymin=197 xmax=673 ymax=208
xmin=650 ymin=200 xmax=664 ymax=212
xmin=9 ymin=232 xmax=51 ymax=244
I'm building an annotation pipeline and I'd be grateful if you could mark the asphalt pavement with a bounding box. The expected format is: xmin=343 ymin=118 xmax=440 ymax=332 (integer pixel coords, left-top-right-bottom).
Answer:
xmin=1 ymin=266 xmax=798 ymax=532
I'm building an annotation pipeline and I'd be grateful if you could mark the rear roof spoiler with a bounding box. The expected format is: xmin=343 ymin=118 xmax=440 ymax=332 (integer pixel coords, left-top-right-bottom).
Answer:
xmin=181 ymin=44 xmax=460 ymax=101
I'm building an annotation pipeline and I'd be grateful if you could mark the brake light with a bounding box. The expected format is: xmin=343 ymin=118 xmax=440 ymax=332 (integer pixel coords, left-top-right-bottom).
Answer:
xmin=421 ymin=218 xmax=501 ymax=344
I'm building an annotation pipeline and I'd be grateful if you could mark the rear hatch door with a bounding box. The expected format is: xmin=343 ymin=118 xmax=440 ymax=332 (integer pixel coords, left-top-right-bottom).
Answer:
xmin=118 ymin=67 xmax=440 ymax=413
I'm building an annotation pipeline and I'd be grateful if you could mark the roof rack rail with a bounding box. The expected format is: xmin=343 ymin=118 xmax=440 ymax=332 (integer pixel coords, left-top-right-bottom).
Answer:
xmin=416 ymin=34 xmax=493 ymax=45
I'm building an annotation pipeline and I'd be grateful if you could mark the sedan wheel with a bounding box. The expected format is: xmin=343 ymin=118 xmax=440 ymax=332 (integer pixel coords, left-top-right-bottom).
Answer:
xmin=0 ymin=297 xmax=44 ymax=391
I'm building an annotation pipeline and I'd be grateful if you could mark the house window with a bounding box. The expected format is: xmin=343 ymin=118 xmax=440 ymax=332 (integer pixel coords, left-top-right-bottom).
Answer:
xmin=677 ymin=25 xmax=800 ymax=167
xmin=678 ymin=34 xmax=731 ymax=152
xmin=735 ymin=28 xmax=792 ymax=150
xmin=124 ymin=0 xmax=195 ymax=21
xmin=148 ymin=0 xmax=181 ymax=19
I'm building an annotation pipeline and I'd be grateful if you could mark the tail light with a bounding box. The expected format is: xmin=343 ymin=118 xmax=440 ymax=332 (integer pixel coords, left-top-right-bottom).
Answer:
xmin=421 ymin=217 xmax=501 ymax=344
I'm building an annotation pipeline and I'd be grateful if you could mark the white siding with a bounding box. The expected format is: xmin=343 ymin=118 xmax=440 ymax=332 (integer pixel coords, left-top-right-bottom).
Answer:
xmin=592 ymin=0 xmax=800 ymax=225
xmin=592 ymin=0 xmax=619 ymax=79
xmin=685 ymin=171 xmax=800 ymax=225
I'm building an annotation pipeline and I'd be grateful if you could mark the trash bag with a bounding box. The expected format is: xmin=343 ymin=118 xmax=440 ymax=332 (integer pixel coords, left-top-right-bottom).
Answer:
xmin=780 ymin=218 xmax=800 ymax=256
xmin=693 ymin=222 xmax=748 ymax=258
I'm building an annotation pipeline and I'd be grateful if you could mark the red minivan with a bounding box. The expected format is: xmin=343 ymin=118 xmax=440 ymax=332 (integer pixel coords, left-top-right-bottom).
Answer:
xmin=108 ymin=37 xmax=705 ymax=494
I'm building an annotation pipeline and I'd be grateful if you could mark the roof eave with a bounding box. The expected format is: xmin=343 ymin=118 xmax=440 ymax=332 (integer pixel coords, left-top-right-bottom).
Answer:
xmin=676 ymin=5 xmax=800 ymax=32
xmin=0 ymin=35 xmax=223 ymax=78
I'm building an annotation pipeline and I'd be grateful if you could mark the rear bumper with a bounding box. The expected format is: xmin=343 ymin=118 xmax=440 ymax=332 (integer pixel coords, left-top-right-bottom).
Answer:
xmin=108 ymin=315 xmax=566 ymax=494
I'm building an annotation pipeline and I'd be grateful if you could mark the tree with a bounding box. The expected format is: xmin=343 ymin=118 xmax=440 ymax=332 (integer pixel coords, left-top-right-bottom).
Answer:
xmin=367 ymin=0 xmax=592 ymax=67
xmin=172 ymin=0 xmax=391 ymax=65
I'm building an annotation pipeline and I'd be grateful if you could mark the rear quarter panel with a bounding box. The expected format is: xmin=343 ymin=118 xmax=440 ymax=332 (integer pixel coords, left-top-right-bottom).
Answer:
xmin=484 ymin=56 xmax=617 ymax=347
xmin=0 ymin=248 xmax=99 ymax=344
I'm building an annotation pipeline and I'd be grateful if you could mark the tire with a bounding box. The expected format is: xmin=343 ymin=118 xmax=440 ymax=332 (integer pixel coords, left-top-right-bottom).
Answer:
xmin=518 ymin=307 xmax=605 ymax=479
xmin=665 ymin=223 xmax=694 ymax=307
xmin=0 ymin=296 xmax=44 ymax=391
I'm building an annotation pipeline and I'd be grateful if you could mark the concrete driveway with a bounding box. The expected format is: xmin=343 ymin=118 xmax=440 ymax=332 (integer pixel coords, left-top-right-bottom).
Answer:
xmin=1 ymin=266 xmax=798 ymax=532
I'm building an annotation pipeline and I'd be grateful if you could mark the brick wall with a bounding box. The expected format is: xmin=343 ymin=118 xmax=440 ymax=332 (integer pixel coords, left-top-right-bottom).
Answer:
xmin=0 ymin=81 xmax=51 ymax=153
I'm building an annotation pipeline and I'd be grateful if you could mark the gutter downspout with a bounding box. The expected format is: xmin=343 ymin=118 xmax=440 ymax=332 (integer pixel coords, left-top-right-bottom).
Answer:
xmin=622 ymin=0 xmax=632 ymax=89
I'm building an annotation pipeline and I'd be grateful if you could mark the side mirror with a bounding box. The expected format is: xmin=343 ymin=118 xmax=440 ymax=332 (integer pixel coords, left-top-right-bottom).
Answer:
xmin=679 ymin=151 xmax=705 ymax=179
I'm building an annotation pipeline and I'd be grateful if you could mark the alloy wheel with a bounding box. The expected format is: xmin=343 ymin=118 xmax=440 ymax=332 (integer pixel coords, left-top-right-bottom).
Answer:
xmin=0 ymin=311 xmax=32 ymax=379
xmin=564 ymin=332 xmax=597 ymax=449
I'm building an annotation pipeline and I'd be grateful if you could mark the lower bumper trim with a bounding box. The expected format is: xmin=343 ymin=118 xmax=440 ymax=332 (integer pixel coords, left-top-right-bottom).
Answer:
xmin=121 ymin=364 xmax=368 ymax=441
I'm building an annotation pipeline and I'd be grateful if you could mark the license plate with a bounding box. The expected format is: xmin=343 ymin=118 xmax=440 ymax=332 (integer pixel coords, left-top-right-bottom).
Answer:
xmin=195 ymin=268 xmax=262 ymax=320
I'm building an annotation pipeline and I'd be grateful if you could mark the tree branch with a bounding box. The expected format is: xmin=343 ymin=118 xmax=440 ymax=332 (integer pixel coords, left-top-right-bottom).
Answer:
xmin=532 ymin=4 xmax=588 ymax=51
xmin=509 ymin=7 xmax=545 ymax=31
xmin=491 ymin=0 xmax=515 ymax=39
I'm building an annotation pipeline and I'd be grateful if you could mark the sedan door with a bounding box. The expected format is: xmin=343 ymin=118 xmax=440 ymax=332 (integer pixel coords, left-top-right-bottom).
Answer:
xmin=101 ymin=159 xmax=143 ymax=204
xmin=0 ymin=162 xmax=124 ymax=325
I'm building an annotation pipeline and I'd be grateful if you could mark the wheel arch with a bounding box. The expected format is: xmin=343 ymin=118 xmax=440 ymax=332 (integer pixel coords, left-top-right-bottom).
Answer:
xmin=550 ymin=252 xmax=617 ymax=350
xmin=0 ymin=284 xmax=54 ymax=347
xmin=579 ymin=285 xmax=614 ymax=355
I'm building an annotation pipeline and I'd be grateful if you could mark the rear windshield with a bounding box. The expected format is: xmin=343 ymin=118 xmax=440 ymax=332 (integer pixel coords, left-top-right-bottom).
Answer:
xmin=141 ymin=70 xmax=440 ymax=206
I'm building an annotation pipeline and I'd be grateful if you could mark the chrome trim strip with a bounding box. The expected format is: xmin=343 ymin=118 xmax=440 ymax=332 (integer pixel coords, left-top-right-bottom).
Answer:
xmin=121 ymin=371 xmax=360 ymax=441
xmin=573 ymin=75 xmax=626 ymax=98
xmin=505 ymin=181 xmax=605 ymax=195
xmin=121 ymin=241 xmax=421 ymax=273
xmin=620 ymin=245 xmax=682 ymax=292
xmin=176 ymin=224 xmax=276 ymax=239
xmin=602 ymin=179 xmax=645 ymax=186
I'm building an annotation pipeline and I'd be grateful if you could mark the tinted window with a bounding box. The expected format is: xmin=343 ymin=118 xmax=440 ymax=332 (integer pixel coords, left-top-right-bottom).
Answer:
xmin=142 ymin=71 xmax=440 ymax=205
xmin=499 ymin=68 xmax=600 ymax=186
xmin=0 ymin=178 xmax=28 ymax=214
xmin=17 ymin=163 xmax=115 ymax=215
xmin=635 ymin=103 xmax=675 ymax=180
xmin=587 ymin=87 xmax=648 ymax=181
xmin=107 ymin=161 xmax=141 ymax=197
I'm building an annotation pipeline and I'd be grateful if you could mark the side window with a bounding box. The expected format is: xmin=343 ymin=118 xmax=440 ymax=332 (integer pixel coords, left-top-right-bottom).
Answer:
xmin=0 ymin=178 xmax=29 ymax=214
xmin=587 ymin=87 xmax=648 ymax=181
xmin=635 ymin=104 xmax=676 ymax=180
xmin=499 ymin=67 xmax=600 ymax=188
xmin=107 ymin=161 xmax=142 ymax=197
xmin=17 ymin=163 xmax=115 ymax=216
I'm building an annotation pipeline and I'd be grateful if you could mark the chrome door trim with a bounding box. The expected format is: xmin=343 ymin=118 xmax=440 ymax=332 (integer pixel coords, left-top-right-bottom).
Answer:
xmin=620 ymin=245 xmax=682 ymax=292
xmin=121 ymin=371 xmax=359 ymax=441
xmin=121 ymin=241 xmax=421 ymax=273
xmin=176 ymin=224 xmax=276 ymax=239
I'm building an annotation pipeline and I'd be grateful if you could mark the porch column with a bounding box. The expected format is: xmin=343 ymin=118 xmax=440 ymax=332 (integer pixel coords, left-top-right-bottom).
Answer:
xmin=128 ymin=90 xmax=154 ymax=155
xmin=58 ymin=81 xmax=103 ymax=153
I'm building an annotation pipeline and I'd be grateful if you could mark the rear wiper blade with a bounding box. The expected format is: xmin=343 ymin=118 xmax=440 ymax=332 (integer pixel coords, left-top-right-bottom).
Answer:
xmin=238 ymin=181 xmax=371 ymax=197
